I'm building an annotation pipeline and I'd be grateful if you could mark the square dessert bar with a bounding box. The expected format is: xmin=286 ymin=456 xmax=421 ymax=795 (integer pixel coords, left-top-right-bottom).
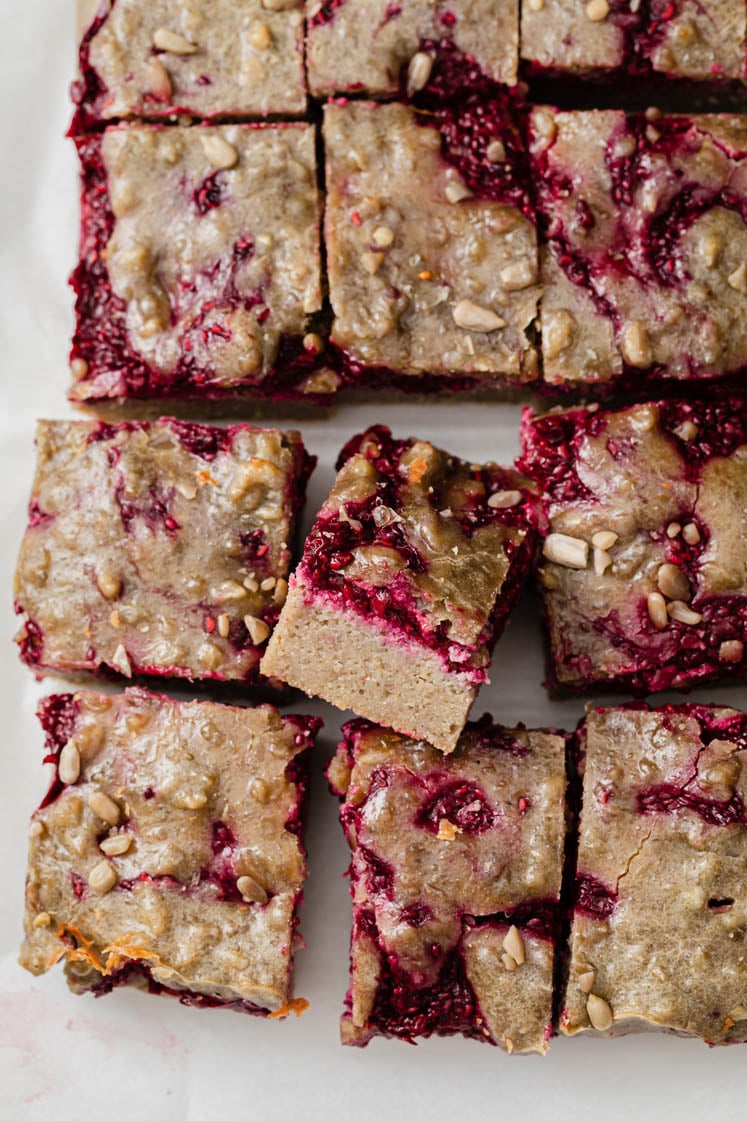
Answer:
xmin=306 ymin=0 xmax=518 ymax=98
xmin=14 ymin=418 xmax=314 ymax=683
xmin=73 ymin=0 xmax=306 ymax=131
xmin=563 ymin=703 xmax=747 ymax=1045
xmin=530 ymin=108 xmax=747 ymax=387
xmin=323 ymin=96 xmax=539 ymax=389
xmin=521 ymin=0 xmax=746 ymax=82
xmin=517 ymin=399 xmax=747 ymax=694
xmin=327 ymin=717 xmax=567 ymax=1051
xmin=261 ymin=426 xmax=538 ymax=753
xmin=20 ymin=688 xmax=321 ymax=1014
xmin=70 ymin=123 xmax=324 ymax=405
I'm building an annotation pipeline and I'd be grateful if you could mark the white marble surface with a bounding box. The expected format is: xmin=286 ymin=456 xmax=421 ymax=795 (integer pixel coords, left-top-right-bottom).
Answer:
xmin=1 ymin=4 xmax=746 ymax=1117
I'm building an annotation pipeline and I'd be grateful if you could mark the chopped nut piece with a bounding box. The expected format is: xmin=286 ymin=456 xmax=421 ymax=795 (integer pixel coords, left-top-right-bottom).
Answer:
xmin=88 ymin=791 xmax=121 ymax=826
xmin=303 ymin=332 xmax=323 ymax=354
xmin=99 ymin=833 xmax=132 ymax=856
xmin=674 ymin=420 xmax=698 ymax=442
xmin=436 ymin=819 xmax=461 ymax=841
xmin=217 ymin=613 xmax=231 ymax=639
xmin=586 ymin=993 xmax=613 ymax=1030
xmin=176 ymin=481 xmax=198 ymax=500
xmin=212 ymin=580 xmax=248 ymax=603
xmin=201 ymin=134 xmax=239 ymax=170
xmin=647 ymin=592 xmax=669 ymax=630
xmin=666 ymin=521 xmax=682 ymax=538
xmin=152 ymin=27 xmax=198 ymax=54
xmin=578 ymin=970 xmax=595 ymax=994
xmin=719 ymin=639 xmax=745 ymax=663
xmin=237 ymin=874 xmax=269 ymax=904
xmin=407 ymin=51 xmax=433 ymax=94
xmin=593 ymin=547 xmax=612 ymax=576
xmin=58 ymin=741 xmax=81 ymax=785
xmin=452 ymin=299 xmax=506 ymax=333
xmin=33 ymin=912 xmax=52 ymax=929
xmin=260 ymin=577 xmax=277 ymax=592
xmin=502 ymin=952 xmax=518 ymax=972
xmin=444 ymin=180 xmax=474 ymax=204
xmin=89 ymin=860 xmax=118 ymax=895
xmin=146 ymin=58 xmax=172 ymax=102
xmin=500 ymin=260 xmax=536 ymax=291
xmin=245 ymin=615 xmax=270 ymax=645
xmin=96 ymin=570 xmax=121 ymax=600
xmin=111 ymin=644 xmax=132 ymax=678
xmin=360 ymin=251 xmax=385 ymax=275
xmin=667 ymin=600 xmax=703 ymax=625
xmin=486 ymin=139 xmax=506 ymax=162
xmin=657 ymin=563 xmax=691 ymax=602
xmin=585 ymin=0 xmax=610 ymax=20
xmin=728 ymin=263 xmax=747 ymax=295
xmin=372 ymin=226 xmax=394 ymax=248
xmin=591 ymin=531 xmax=618 ymax=551
xmin=487 ymin=489 xmax=522 ymax=509
xmin=243 ymin=575 xmax=260 ymax=593
xmin=682 ymin=522 xmax=701 ymax=545
xmin=502 ymin=925 xmax=526 ymax=966
xmin=274 ymin=578 xmax=288 ymax=605
xmin=543 ymin=533 xmax=589 ymax=570
xmin=621 ymin=320 xmax=652 ymax=367
xmin=248 ymin=22 xmax=272 ymax=49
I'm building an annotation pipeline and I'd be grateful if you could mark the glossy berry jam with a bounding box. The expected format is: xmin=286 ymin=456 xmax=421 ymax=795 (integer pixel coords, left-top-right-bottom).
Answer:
xmin=410 ymin=40 xmax=533 ymax=217
xmin=416 ymin=779 xmax=497 ymax=834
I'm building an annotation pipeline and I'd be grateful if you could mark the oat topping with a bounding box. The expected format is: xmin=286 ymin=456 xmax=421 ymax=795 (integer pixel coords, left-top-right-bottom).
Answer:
xmin=328 ymin=717 xmax=566 ymax=1051
xmin=74 ymin=0 xmax=306 ymax=128
xmin=518 ymin=400 xmax=747 ymax=694
xmin=531 ymin=110 xmax=747 ymax=387
xmin=14 ymin=419 xmax=314 ymax=683
xmin=70 ymin=124 xmax=323 ymax=403
xmin=21 ymin=689 xmax=320 ymax=1014
xmin=564 ymin=704 xmax=747 ymax=1045
xmin=323 ymin=101 xmax=539 ymax=386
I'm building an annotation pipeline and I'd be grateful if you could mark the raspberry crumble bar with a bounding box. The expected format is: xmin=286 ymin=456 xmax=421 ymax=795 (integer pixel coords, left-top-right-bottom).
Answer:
xmin=517 ymin=399 xmax=747 ymax=694
xmin=262 ymin=426 xmax=538 ymax=753
xmin=323 ymin=95 xmax=539 ymax=390
xmin=521 ymin=0 xmax=746 ymax=83
xmin=14 ymin=419 xmax=314 ymax=684
xmin=73 ymin=0 xmax=306 ymax=131
xmin=563 ymin=703 xmax=747 ymax=1045
xmin=70 ymin=123 xmax=324 ymax=405
xmin=530 ymin=108 xmax=747 ymax=387
xmin=328 ymin=717 xmax=566 ymax=1050
xmin=20 ymin=688 xmax=321 ymax=1014
xmin=306 ymin=0 xmax=518 ymax=98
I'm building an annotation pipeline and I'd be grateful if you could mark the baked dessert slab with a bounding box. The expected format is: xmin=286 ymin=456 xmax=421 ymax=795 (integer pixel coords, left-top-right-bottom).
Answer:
xmin=328 ymin=716 xmax=566 ymax=1051
xmin=521 ymin=0 xmax=746 ymax=82
xmin=20 ymin=688 xmax=322 ymax=1014
xmin=530 ymin=108 xmax=747 ymax=388
xmin=70 ymin=123 xmax=324 ymax=405
xmin=73 ymin=0 xmax=306 ymax=132
xmin=261 ymin=425 xmax=538 ymax=753
xmin=14 ymin=418 xmax=314 ymax=684
xmin=517 ymin=398 xmax=747 ymax=694
xmin=323 ymin=97 xmax=539 ymax=390
xmin=306 ymin=0 xmax=519 ymax=98
xmin=563 ymin=703 xmax=747 ymax=1045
